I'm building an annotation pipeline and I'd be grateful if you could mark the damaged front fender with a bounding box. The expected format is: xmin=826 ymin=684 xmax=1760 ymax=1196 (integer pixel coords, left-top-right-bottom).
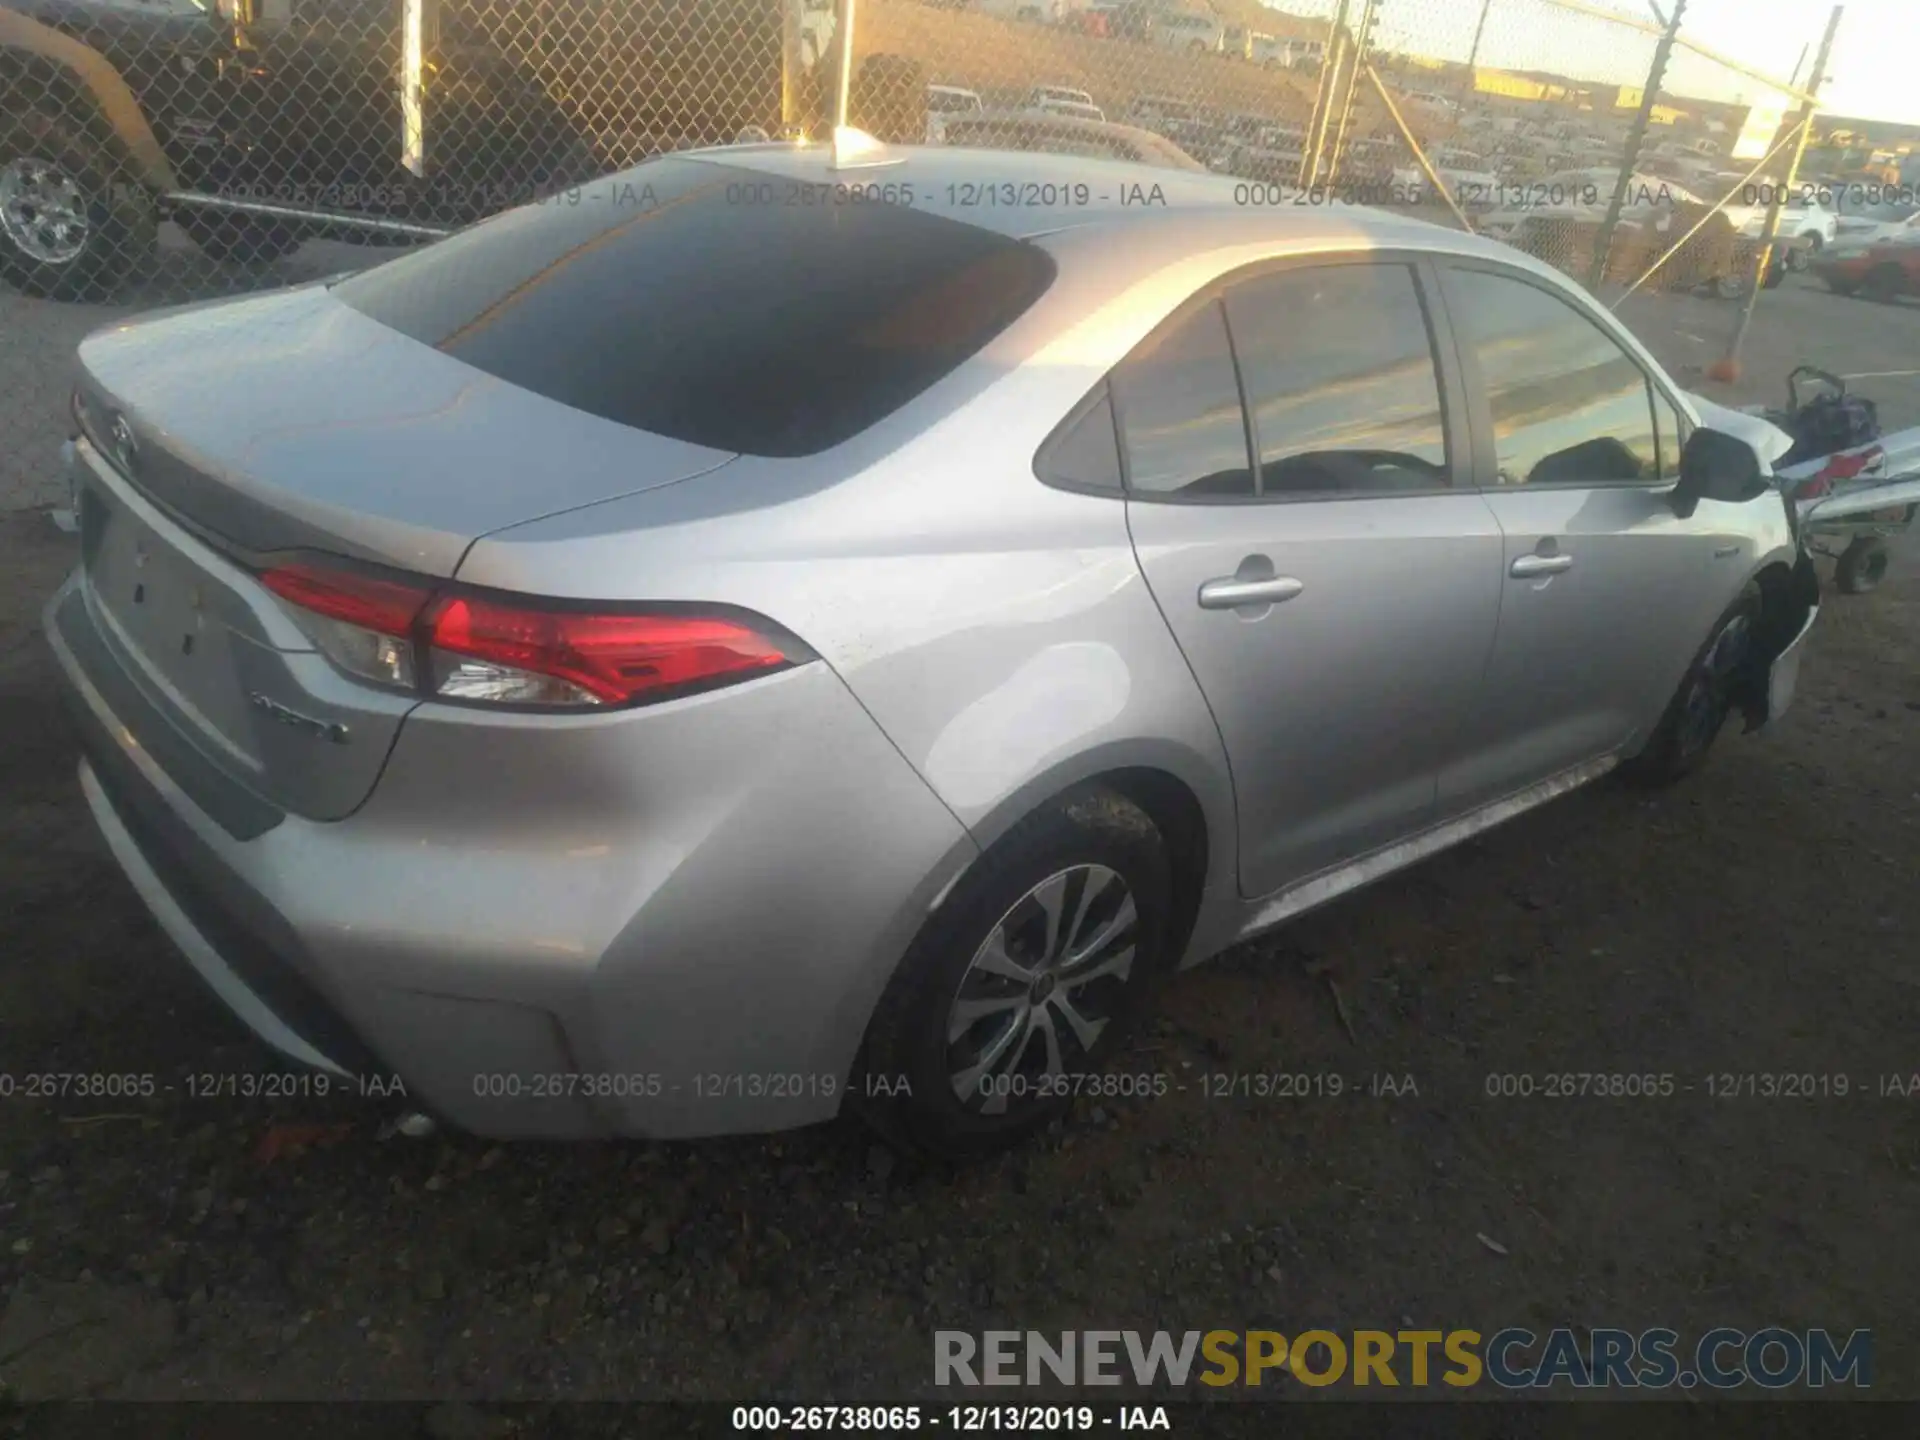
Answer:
xmin=1736 ymin=550 xmax=1821 ymax=732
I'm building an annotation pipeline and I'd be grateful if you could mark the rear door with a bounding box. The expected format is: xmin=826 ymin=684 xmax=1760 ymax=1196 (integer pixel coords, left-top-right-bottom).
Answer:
xmin=1432 ymin=259 xmax=1751 ymax=812
xmin=1123 ymin=256 xmax=1504 ymax=899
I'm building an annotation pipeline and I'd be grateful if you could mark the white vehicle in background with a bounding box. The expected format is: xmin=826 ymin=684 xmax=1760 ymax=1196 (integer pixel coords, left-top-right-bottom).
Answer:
xmin=1249 ymin=33 xmax=1288 ymax=68
xmin=1153 ymin=10 xmax=1225 ymax=53
xmin=1031 ymin=98 xmax=1108 ymax=124
xmin=1393 ymin=147 xmax=1500 ymax=204
xmin=925 ymin=85 xmax=984 ymax=143
xmin=1833 ymin=192 xmax=1920 ymax=244
xmin=1285 ymin=37 xmax=1324 ymax=70
xmin=1223 ymin=124 xmax=1307 ymax=184
xmin=1026 ymin=84 xmax=1098 ymax=112
xmin=934 ymin=111 xmax=1207 ymax=169
xmin=1477 ymin=168 xmax=1702 ymax=240
xmin=1125 ymin=94 xmax=1202 ymax=131
xmin=976 ymin=0 xmax=1064 ymax=23
xmin=1717 ymin=184 xmax=1838 ymax=269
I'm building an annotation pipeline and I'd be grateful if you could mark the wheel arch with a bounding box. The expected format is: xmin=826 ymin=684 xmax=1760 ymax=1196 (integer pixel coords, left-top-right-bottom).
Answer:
xmin=942 ymin=744 xmax=1232 ymax=969
xmin=1734 ymin=549 xmax=1820 ymax=727
xmin=0 ymin=10 xmax=178 ymax=197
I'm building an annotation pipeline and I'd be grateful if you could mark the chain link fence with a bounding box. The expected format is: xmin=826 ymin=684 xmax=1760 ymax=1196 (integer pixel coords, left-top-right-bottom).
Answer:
xmin=0 ymin=0 xmax=1838 ymax=472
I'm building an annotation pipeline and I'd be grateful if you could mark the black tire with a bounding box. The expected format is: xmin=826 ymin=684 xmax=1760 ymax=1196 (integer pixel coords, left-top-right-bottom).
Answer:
xmin=1835 ymin=537 xmax=1891 ymax=595
xmin=1619 ymin=582 xmax=1763 ymax=787
xmin=1865 ymin=263 xmax=1906 ymax=303
xmin=854 ymin=785 xmax=1173 ymax=1161
xmin=177 ymin=212 xmax=304 ymax=265
xmin=0 ymin=117 xmax=153 ymax=301
xmin=1826 ymin=278 xmax=1858 ymax=297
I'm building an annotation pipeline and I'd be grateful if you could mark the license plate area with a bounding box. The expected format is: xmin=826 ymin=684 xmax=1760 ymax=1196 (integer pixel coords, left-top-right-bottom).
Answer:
xmin=81 ymin=478 xmax=265 ymax=772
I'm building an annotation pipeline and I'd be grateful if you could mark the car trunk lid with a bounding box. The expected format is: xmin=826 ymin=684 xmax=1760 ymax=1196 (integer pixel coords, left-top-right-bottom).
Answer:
xmin=71 ymin=283 xmax=734 ymax=822
xmin=75 ymin=281 xmax=738 ymax=579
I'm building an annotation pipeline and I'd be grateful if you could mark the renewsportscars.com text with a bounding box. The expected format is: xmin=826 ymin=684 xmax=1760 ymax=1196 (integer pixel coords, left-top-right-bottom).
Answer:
xmin=934 ymin=1328 xmax=1871 ymax=1390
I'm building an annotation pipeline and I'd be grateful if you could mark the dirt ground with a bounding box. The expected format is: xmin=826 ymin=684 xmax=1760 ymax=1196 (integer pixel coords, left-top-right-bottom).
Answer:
xmin=0 ymin=262 xmax=1917 ymax=1416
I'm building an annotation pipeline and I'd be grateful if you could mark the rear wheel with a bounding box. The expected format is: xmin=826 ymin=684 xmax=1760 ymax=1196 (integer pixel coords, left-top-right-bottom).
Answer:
xmin=855 ymin=785 xmax=1172 ymax=1160
xmin=0 ymin=119 xmax=153 ymax=300
xmin=1620 ymin=583 xmax=1762 ymax=787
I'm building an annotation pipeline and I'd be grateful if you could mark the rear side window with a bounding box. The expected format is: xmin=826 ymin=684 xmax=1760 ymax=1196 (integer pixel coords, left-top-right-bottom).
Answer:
xmin=1111 ymin=301 xmax=1254 ymax=499
xmin=1223 ymin=263 xmax=1449 ymax=497
xmin=1037 ymin=385 xmax=1123 ymax=493
xmin=332 ymin=158 xmax=1056 ymax=457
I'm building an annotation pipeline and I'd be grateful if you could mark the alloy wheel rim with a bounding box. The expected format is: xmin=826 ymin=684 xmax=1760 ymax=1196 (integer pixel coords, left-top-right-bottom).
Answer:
xmin=945 ymin=864 xmax=1138 ymax=1115
xmin=1677 ymin=613 xmax=1752 ymax=758
xmin=0 ymin=158 xmax=90 ymax=265
xmin=1853 ymin=548 xmax=1889 ymax=590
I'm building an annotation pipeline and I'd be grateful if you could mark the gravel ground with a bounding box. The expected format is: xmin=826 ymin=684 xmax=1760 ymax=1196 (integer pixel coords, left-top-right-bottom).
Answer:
xmin=0 ymin=243 xmax=1916 ymax=1411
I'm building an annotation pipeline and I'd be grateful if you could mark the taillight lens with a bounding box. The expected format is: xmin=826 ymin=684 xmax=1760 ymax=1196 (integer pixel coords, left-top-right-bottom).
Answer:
xmin=261 ymin=562 xmax=431 ymax=689
xmin=259 ymin=559 xmax=799 ymax=709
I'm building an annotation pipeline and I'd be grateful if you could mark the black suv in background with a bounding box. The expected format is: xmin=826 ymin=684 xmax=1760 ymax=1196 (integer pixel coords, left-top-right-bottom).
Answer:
xmin=0 ymin=0 xmax=799 ymax=297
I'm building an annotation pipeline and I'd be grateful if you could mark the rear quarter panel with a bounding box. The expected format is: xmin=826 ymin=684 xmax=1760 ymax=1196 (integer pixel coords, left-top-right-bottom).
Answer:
xmin=454 ymin=232 xmax=1260 ymax=958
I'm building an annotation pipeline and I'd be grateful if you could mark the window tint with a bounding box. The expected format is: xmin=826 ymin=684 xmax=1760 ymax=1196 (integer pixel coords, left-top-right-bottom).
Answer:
xmin=1038 ymin=385 xmax=1122 ymax=492
xmin=1112 ymin=301 xmax=1254 ymax=498
xmin=1224 ymin=263 xmax=1449 ymax=497
xmin=332 ymin=158 xmax=1055 ymax=457
xmin=1449 ymin=269 xmax=1659 ymax=487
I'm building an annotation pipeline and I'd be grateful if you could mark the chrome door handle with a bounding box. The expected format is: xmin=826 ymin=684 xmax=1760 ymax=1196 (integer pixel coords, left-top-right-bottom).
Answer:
xmin=1198 ymin=575 xmax=1305 ymax=609
xmin=1714 ymin=544 xmax=1742 ymax=559
xmin=1510 ymin=553 xmax=1574 ymax=578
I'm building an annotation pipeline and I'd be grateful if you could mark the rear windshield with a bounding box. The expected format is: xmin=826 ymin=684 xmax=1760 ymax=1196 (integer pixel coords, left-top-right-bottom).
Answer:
xmin=333 ymin=157 xmax=1056 ymax=456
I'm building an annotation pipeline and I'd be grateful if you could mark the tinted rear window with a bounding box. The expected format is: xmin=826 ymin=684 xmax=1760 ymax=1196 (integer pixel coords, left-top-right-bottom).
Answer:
xmin=332 ymin=158 xmax=1056 ymax=456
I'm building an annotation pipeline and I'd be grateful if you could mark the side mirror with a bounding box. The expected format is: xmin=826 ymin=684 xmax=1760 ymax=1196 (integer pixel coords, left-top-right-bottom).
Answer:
xmin=1673 ymin=427 xmax=1765 ymax=518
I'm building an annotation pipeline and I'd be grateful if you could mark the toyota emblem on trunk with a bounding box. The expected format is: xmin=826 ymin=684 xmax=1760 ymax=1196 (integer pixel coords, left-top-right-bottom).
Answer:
xmin=107 ymin=413 xmax=138 ymax=476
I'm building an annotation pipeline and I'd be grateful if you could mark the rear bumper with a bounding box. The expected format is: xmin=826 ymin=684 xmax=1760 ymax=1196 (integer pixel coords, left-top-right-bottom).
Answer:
xmin=45 ymin=570 xmax=976 ymax=1139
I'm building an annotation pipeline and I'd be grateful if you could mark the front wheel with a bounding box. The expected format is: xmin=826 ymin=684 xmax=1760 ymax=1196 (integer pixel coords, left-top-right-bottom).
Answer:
xmin=0 ymin=119 xmax=154 ymax=300
xmin=1835 ymin=537 xmax=1890 ymax=595
xmin=854 ymin=785 xmax=1172 ymax=1160
xmin=1619 ymin=583 xmax=1762 ymax=787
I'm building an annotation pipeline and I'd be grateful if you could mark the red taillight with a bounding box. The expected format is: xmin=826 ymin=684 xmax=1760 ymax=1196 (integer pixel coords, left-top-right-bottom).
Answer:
xmin=423 ymin=595 xmax=790 ymax=705
xmin=259 ymin=558 xmax=797 ymax=709
xmin=261 ymin=563 xmax=431 ymax=637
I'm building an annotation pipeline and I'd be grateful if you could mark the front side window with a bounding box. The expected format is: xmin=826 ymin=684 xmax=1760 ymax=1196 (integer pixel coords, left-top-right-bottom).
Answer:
xmin=1224 ymin=263 xmax=1450 ymax=497
xmin=1111 ymin=301 xmax=1253 ymax=499
xmin=1447 ymin=267 xmax=1660 ymax=487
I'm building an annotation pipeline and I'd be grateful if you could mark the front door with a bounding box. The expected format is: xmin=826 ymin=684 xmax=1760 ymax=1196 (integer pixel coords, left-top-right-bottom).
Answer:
xmin=1433 ymin=260 xmax=1751 ymax=813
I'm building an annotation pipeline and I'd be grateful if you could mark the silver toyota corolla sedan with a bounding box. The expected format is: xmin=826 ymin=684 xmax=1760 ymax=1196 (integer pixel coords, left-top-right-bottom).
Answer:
xmin=46 ymin=142 xmax=1820 ymax=1158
